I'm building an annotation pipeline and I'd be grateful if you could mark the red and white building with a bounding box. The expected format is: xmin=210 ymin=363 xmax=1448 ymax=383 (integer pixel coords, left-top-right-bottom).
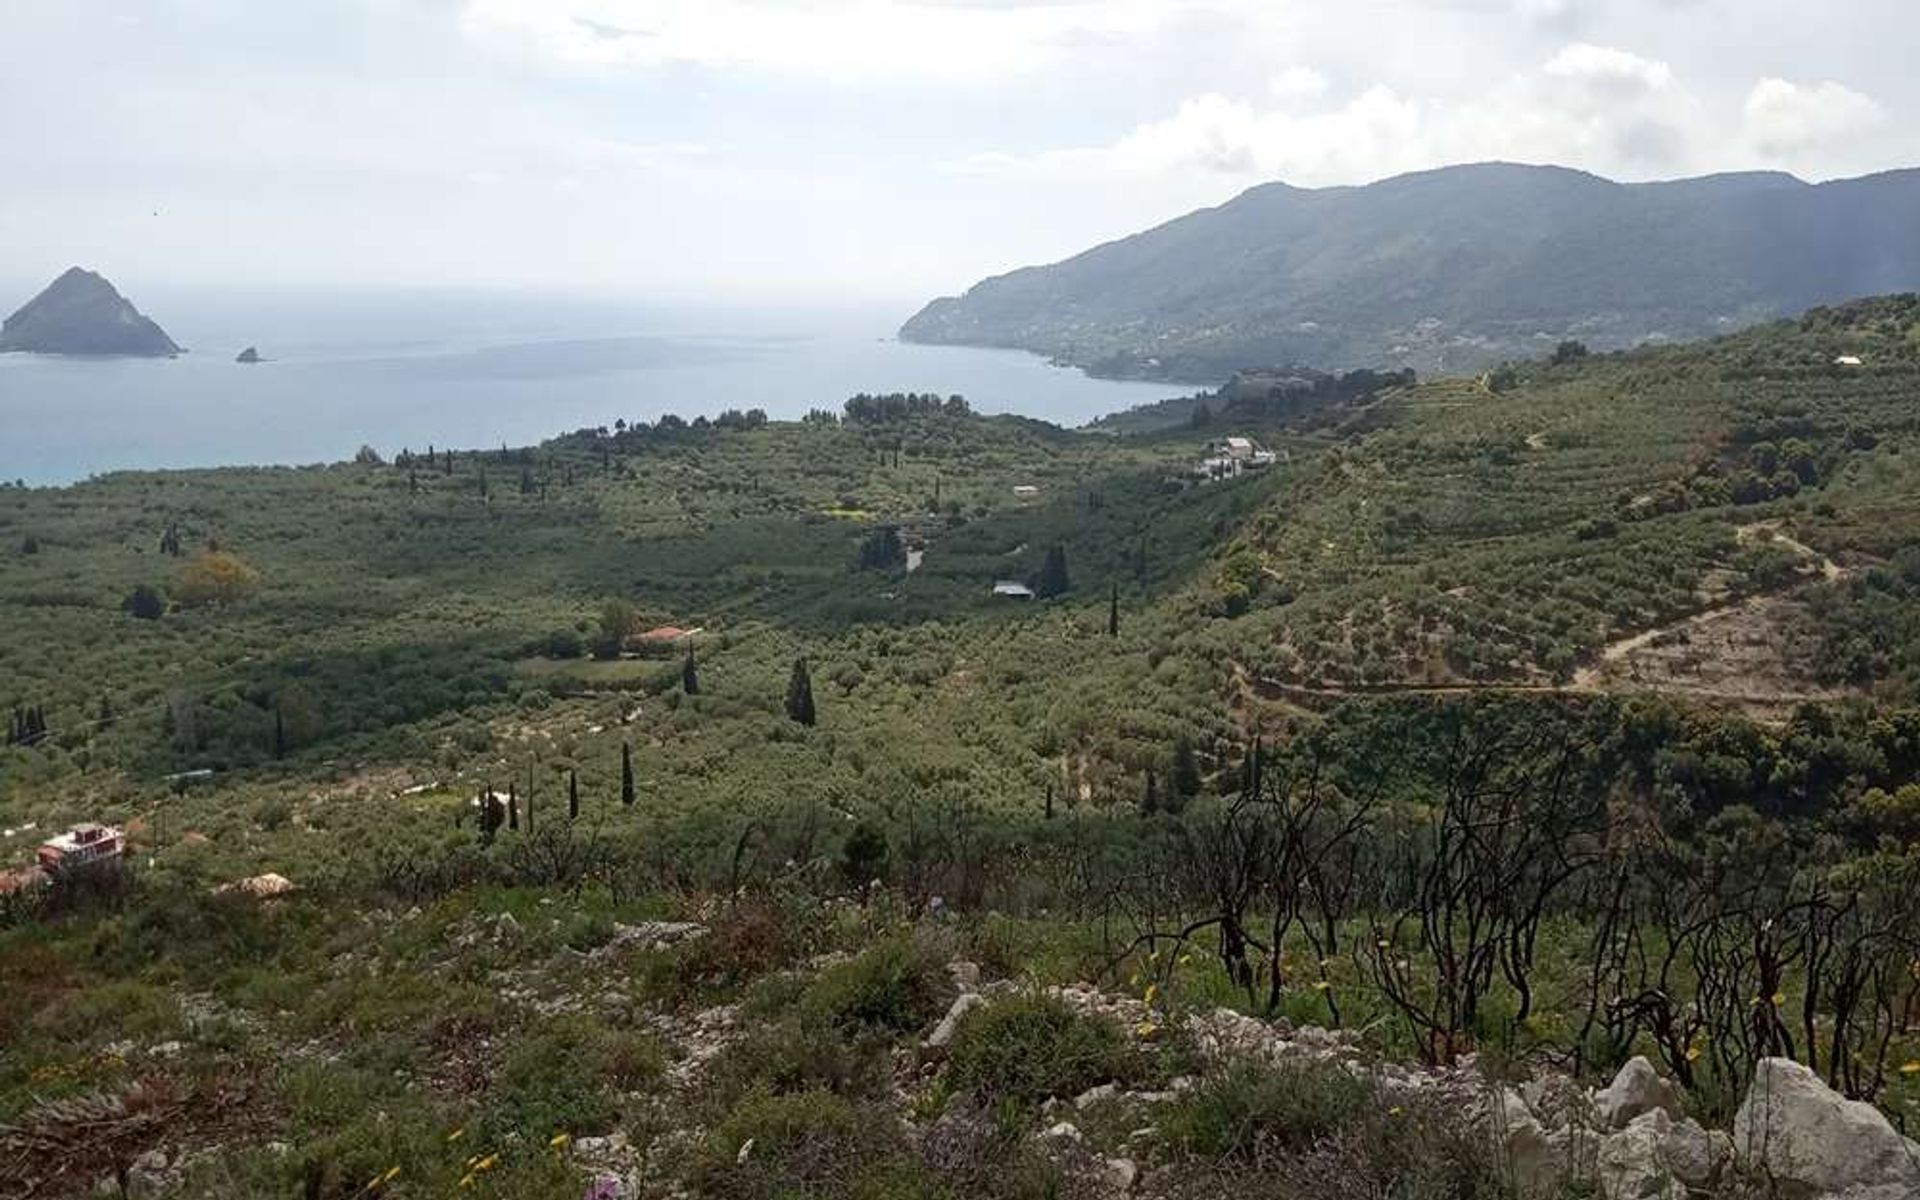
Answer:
xmin=35 ymin=822 xmax=126 ymax=874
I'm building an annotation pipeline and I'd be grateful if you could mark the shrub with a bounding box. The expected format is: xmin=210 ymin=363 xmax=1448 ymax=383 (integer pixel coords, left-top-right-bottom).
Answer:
xmin=695 ymin=1089 xmax=913 ymax=1200
xmin=801 ymin=935 xmax=949 ymax=1037
xmin=1158 ymin=1060 xmax=1374 ymax=1159
xmin=487 ymin=1015 xmax=664 ymax=1138
xmin=945 ymin=994 xmax=1157 ymax=1107
xmin=1152 ymin=1061 xmax=1510 ymax=1200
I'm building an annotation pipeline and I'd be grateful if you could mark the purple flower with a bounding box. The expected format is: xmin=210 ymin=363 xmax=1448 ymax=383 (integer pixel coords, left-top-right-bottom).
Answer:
xmin=583 ymin=1175 xmax=621 ymax=1200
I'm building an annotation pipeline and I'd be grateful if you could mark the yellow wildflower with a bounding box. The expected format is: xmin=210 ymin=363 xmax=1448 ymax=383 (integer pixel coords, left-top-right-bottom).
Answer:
xmin=447 ymin=1127 xmax=466 ymax=1143
xmin=1177 ymin=954 xmax=1192 ymax=966
xmin=1135 ymin=1021 xmax=1161 ymax=1041
xmin=1900 ymin=1061 xmax=1920 ymax=1075
xmin=1143 ymin=984 xmax=1158 ymax=1006
xmin=1312 ymin=980 xmax=1331 ymax=992
xmin=1388 ymin=1106 xmax=1403 ymax=1116
xmin=458 ymin=1174 xmax=476 ymax=1189
xmin=1771 ymin=992 xmax=1786 ymax=1007
xmin=1685 ymin=1046 xmax=1703 ymax=1063
xmin=382 ymin=1167 xmax=400 ymax=1183
xmin=550 ymin=1132 xmax=571 ymax=1150
xmin=476 ymin=1153 xmax=499 ymax=1172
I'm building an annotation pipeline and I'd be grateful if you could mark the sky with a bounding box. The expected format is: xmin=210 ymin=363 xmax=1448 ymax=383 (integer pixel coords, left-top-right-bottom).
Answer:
xmin=0 ymin=0 xmax=1913 ymax=308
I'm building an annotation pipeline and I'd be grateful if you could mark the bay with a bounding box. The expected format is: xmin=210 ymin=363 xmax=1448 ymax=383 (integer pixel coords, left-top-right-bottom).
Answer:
xmin=0 ymin=287 xmax=1179 ymax=486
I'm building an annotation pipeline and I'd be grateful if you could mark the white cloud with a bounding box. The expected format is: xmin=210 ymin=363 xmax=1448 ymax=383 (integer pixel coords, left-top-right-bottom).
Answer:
xmin=953 ymin=43 xmax=1706 ymax=185
xmin=1742 ymin=78 xmax=1888 ymax=158
xmin=459 ymin=0 xmax=1167 ymax=82
xmin=1543 ymin=43 xmax=1672 ymax=93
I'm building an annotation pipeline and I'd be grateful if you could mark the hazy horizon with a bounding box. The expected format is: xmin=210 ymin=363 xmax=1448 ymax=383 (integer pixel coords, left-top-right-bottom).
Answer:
xmin=4 ymin=0 xmax=1915 ymax=304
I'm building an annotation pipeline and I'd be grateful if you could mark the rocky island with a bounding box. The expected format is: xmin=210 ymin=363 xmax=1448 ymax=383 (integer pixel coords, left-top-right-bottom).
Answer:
xmin=0 ymin=267 xmax=180 ymax=357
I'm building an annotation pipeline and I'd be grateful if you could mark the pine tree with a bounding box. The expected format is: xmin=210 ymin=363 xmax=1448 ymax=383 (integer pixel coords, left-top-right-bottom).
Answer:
xmin=785 ymin=658 xmax=816 ymax=726
xmin=508 ymin=780 xmax=519 ymax=831
xmin=568 ymin=768 xmax=580 ymax=820
xmin=1107 ymin=582 xmax=1119 ymax=637
xmin=682 ymin=649 xmax=700 ymax=695
xmin=621 ymin=742 xmax=635 ymax=807
xmin=1141 ymin=766 xmax=1160 ymax=814
xmin=273 ymin=705 xmax=286 ymax=760
xmin=1044 ymin=781 xmax=1055 ymax=821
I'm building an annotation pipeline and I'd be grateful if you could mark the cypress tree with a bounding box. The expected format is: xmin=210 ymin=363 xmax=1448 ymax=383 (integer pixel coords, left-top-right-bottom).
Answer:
xmin=1035 ymin=543 xmax=1070 ymax=598
xmin=1044 ymin=781 xmax=1055 ymax=821
xmin=568 ymin=768 xmax=580 ymax=820
xmin=524 ymin=762 xmax=535 ymax=835
xmin=1141 ymin=766 xmax=1160 ymax=814
xmin=682 ymin=649 xmax=699 ymax=695
xmin=508 ymin=780 xmax=519 ymax=831
xmin=621 ymin=742 xmax=635 ymax=807
xmin=1169 ymin=737 xmax=1201 ymax=811
xmin=273 ymin=706 xmax=286 ymax=760
xmin=1107 ymin=582 xmax=1119 ymax=637
xmin=785 ymin=658 xmax=816 ymax=726
xmin=1241 ymin=736 xmax=1263 ymax=799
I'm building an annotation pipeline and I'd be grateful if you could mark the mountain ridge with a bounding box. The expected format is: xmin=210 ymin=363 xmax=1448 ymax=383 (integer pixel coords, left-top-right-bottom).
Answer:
xmin=900 ymin=162 xmax=1920 ymax=382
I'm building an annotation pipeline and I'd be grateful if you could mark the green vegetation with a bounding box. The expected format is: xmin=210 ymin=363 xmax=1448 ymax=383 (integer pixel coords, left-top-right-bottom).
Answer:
xmin=2 ymin=299 xmax=1919 ymax=1197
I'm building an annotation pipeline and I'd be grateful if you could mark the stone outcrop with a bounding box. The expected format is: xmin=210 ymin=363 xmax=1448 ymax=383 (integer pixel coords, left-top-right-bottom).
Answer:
xmin=1732 ymin=1057 xmax=1920 ymax=1200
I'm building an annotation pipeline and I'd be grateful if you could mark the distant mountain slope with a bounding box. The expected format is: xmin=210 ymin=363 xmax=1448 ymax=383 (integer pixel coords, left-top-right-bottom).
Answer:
xmin=900 ymin=163 xmax=1920 ymax=382
xmin=0 ymin=267 xmax=180 ymax=356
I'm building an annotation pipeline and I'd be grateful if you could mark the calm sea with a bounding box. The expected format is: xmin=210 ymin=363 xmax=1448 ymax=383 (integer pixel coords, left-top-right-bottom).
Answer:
xmin=0 ymin=287 xmax=1180 ymax=487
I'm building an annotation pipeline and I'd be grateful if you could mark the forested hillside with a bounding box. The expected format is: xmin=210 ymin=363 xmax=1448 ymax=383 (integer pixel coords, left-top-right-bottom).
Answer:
xmin=3 ymin=300 xmax=1919 ymax=1198
xmin=901 ymin=163 xmax=1920 ymax=381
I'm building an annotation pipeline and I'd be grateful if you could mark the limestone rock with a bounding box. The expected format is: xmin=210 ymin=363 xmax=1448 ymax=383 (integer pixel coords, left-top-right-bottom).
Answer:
xmin=1598 ymin=1056 xmax=1683 ymax=1129
xmin=1732 ymin=1057 xmax=1920 ymax=1200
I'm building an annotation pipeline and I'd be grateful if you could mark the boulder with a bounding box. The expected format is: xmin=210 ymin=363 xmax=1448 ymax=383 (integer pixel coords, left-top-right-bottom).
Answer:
xmin=1732 ymin=1057 xmax=1920 ymax=1200
xmin=1494 ymin=1089 xmax=1571 ymax=1194
xmin=1596 ymin=1109 xmax=1727 ymax=1199
xmin=1598 ymin=1056 xmax=1683 ymax=1129
xmin=1597 ymin=1109 xmax=1675 ymax=1199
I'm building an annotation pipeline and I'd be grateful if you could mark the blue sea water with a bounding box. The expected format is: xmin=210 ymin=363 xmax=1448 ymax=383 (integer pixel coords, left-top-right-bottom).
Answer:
xmin=0 ymin=288 xmax=1180 ymax=487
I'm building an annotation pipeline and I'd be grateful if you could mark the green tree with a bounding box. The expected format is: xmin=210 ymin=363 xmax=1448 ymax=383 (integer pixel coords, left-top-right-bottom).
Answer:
xmin=785 ymin=658 xmax=817 ymax=726
xmin=1107 ymin=582 xmax=1119 ymax=638
xmin=1169 ymin=737 xmax=1201 ymax=808
xmin=1034 ymin=543 xmax=1070 ymax=599
xmin=568 ymin=768 xmax=580 ymax=820
xmin=840 ymin=820 xmax=889 ymax=900
xmin=855 ymin=525 xmax=906 ymax=571
xmin=682 ymin=649 xmax=700 ymax=695
xmin=122 ymin=585 xmax=165 ymax=620
xmin=621 ymin=742 xmax=635 ymax=807
xmin=595 ymin=601 xmax=638 ymax=660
